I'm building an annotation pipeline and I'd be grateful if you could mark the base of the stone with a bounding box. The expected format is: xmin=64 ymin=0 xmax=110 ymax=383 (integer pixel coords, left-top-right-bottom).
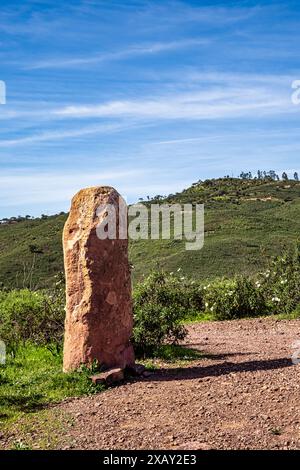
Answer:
xmin=90 ymin=363 xmax=150 ymax=387
xmin=90 ymin=368 xmax=124 ymax=386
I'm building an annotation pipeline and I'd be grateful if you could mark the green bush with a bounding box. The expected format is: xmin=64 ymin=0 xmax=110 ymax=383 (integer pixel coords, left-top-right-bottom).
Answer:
xmin=290 ymin=304 xmax=300 ymax=318
xmin=201 ymin=245 xmax=300 ymax=320
xmin=132 ymin=271 xmax=196 ymax=356
xmin=257 ymin=244 xmax=300 ymax=315
xmin=1 ymin=244 xmax=300 ymax=361
xmin=0 ymin=284 xmax=65 ymax=351
xmin=203 ymin=277 xmax=269 ymax=320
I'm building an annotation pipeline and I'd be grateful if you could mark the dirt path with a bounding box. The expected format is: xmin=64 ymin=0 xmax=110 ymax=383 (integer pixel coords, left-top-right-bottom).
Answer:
xmin=51 ymin=317 xmax=300 ymax=450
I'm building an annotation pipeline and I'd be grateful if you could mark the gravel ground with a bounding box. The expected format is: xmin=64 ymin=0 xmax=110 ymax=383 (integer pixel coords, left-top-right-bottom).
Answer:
xmin=54 ymin=317 xmax=300 ymax=450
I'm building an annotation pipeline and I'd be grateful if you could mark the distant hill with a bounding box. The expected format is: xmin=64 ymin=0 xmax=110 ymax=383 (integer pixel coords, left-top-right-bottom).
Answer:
xmin=1 ymin=177 xmax=300 ymax=289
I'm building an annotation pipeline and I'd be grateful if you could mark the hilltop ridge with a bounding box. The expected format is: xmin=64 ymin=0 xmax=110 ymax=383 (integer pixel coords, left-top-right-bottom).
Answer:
xmin=1 ymin=177 xmax=300 ymax=289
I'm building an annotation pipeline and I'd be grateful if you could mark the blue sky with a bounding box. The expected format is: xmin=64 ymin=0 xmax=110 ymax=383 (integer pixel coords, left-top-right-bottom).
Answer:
xmin=1 ymin=0 xmax=300 ymax=217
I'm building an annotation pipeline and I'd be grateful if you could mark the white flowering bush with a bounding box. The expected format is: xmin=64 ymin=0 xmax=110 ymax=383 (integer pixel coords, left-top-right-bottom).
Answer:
xmin=133 ymin=247 xmax=300 ymax=338
xmin=257 ymin=245 xmax=300 ymax=314
xmin=201 ymin=245 xmax=300 ymax=319
xmin=2 ymin=244 xmax=300 ymax=360
xmin=202 ymin=277 xmax=269 ymax=320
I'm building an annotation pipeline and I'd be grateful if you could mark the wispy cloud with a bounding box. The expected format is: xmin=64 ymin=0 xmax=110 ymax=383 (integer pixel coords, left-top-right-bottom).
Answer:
xmin=0 ymin=76 xmax=295 ymax=148
xmin=0 ymin=168 xmax=145 ymax=205
xmin=151 ymin=127 xmax=300 ymax=146
xmin=0 ymin=121 xmax=137 ymax=147
xmin=26 ymin=38 xmax=209 ymax=70
xmin=1 ymin=0 xmax=299 ymax=218
xmin=0 ymin=167 xmax=190 ymax=213
xmin=55 ymin=88 xmax=291 ymax=121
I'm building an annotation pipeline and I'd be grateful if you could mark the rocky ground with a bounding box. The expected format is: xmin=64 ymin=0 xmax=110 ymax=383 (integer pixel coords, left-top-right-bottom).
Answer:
xmin=57 ymin=317 xmax=300 ymax=450
xmin=3 ymin=317 xmax=300 ymax=450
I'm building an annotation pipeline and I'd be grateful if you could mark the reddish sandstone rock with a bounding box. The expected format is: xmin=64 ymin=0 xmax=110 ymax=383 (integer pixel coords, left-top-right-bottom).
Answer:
xmin=63 ymin=186 xmax=135 ymax=372
xmin=90 ymin=368 xmax=124 ymax=386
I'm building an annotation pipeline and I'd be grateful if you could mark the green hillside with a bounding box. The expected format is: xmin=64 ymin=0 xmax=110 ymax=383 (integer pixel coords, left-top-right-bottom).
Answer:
xmin=1 ymin=177 xmax=300 ymax=289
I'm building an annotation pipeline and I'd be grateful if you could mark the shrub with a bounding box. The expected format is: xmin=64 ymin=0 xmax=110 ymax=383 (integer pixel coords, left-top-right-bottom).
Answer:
xmin=2 ymin=243 xmax=300 ymax=361
xmin=0 ymin=282 xmax=65 ymax=351
xmin=133 ymin=303 xmax=187 ymax=357
xmin=203 ymin=277 xmax=269 ymax=320
xmin=291 ymin=304 xmax=300 ymax=318
xmin=201 ymin=244 xmax=300 ymax=320
xmin=257 ymin=244 xmax=300 ymax=315
xmin=132 ymin=271 xmax=198 ymax=356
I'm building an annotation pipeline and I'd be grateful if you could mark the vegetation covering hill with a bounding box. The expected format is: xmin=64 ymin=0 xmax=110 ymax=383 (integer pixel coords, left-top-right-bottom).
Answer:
xmin=1 ymin=176 xmax=300 ymax=289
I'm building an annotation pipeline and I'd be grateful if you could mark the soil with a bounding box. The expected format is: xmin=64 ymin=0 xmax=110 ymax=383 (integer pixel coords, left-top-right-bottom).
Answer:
xmin=54 ymin=317 xmax=300 ymax=450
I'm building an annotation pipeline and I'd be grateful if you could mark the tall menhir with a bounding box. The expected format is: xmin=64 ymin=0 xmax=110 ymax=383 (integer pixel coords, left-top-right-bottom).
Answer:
xmin=63 ymin=186 xmax=135 ymax=372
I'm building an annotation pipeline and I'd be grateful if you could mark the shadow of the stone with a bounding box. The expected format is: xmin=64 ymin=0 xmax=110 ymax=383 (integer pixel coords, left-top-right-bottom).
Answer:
xmin=188 ymin=350 xmax=260 ymax=360
xmin=147 ymin=357 xmax=292 ymax=382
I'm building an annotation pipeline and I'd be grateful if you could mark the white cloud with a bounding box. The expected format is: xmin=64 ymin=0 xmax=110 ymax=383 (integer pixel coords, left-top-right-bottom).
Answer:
xmin=0 ymin=121 xmax=136 ymax=147
xmin=0 ymin=72 xmax=297 ymax=148
xmin=26 ymin=38 xmax=209 ymax=70
xmin=0 ymin=168 xmax=192 ymax=216
xmin=0 ymin=168 xmax=145 ymax=206
xmin=55 ymin=87 xmax=291 ymax=121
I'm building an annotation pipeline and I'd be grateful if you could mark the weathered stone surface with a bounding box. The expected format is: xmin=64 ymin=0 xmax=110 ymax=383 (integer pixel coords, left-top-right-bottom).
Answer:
xmin=63 ymin=186 xmax=135 ymax=372
xmin=90 ymin=368 xmax=124 ymax=386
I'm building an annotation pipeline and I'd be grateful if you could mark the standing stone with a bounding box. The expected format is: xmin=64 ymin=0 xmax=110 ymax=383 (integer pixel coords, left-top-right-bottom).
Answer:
xmin=63 ymin=186 xmax=135 ymax=372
